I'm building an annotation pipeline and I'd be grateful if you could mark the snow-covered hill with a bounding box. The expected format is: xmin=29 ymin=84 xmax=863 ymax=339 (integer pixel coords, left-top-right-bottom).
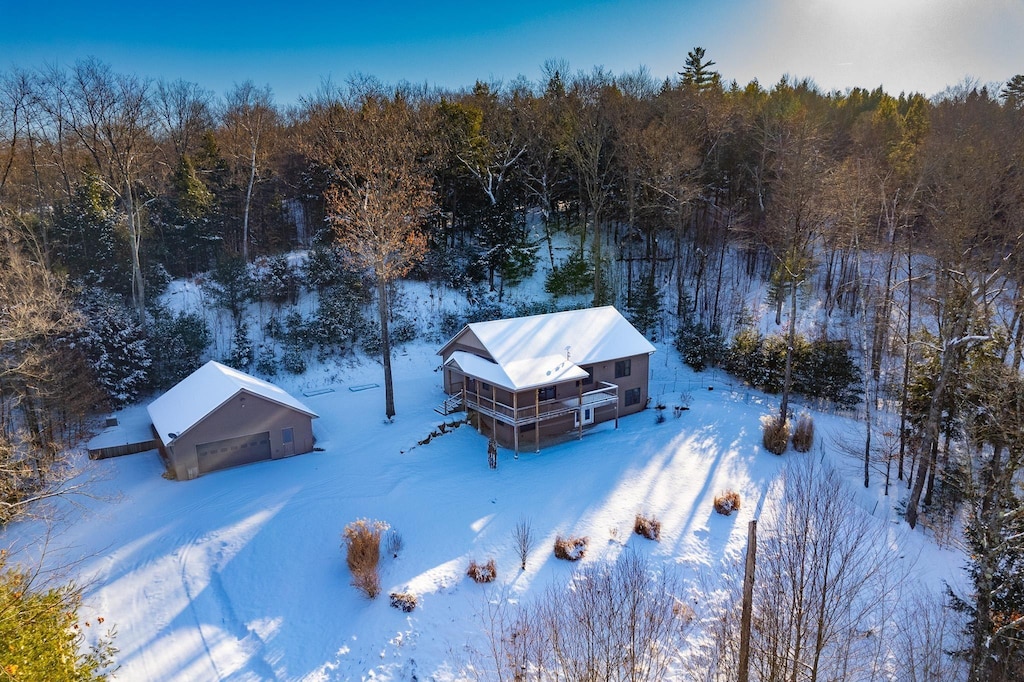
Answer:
xmin=4 ymin=324 xmax=963 ymax=679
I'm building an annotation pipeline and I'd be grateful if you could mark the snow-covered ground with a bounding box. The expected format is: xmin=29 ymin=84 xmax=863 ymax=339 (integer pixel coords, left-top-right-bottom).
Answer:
xmin=2 ymin=229 xmax=967 ymax=680
xmin=5 ymin=330 xmax=963 ymax=681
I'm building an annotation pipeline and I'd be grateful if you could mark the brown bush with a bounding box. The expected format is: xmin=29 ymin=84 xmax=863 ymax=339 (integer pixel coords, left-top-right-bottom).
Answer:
xmin=714 ymin=490 xmax=742 ymax=516
xmin=467 ymin=558 xmax=498 ymax=583
xmin=342 ymin=518 xmax=388 ymax=598
xmin=389 ymin=592 xmax=417 ymax=612
xmin=553 ymin=535 xmax=589 ymax=561
xmin=634 ymin=513 xmax=662 ymax=541
xmin=792 ymin=412 xmax=815 ymax=452
xmin=761 ymin=414 xmax=790 ymax=455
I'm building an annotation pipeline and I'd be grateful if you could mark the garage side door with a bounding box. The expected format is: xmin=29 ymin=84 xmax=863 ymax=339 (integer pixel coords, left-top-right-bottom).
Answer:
xmin=196 ymin=432 xmax=271 ymax=474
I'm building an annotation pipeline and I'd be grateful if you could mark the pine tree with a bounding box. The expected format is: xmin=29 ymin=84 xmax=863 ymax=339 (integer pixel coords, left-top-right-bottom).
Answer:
xmin=0 ymin=556 xmax=115 ymax=681
xmin=224 ymin=319 xmax=254 ymax=371
xmin=75 ymin=289 xmax=151 ymax=408
xmin=678 ymin=47 xmax=720 ymax=91
xmin=50 ymin=175 xmax=129 ymax=292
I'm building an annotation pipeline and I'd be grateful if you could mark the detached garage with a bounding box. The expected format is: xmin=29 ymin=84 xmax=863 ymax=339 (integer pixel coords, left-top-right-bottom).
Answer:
xmin=148 ymin=361 xmax=319 ymax=480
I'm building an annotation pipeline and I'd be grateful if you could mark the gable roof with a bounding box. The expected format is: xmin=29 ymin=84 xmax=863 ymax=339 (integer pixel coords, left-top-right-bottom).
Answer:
xmin=148 ymin=361 xmax=318 ymax=444
xmin=439 ymin=306 xmax=655 ymax=391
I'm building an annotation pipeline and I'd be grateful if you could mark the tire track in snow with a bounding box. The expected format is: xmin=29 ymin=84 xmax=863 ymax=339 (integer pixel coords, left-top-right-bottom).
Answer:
xmin=178 ymin=534 xmax=279 ymax=680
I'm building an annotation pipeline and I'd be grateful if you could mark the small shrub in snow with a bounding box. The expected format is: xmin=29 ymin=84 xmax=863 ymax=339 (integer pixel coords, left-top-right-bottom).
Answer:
xmin=342 ymin=518 xmax=388 ymax=599
xmin=792 ymin=412 xmax=815 ymax=452
xmin=553 ymin=535 xmax=589 ymax=561
xmin=384 ymin=528 xmax=404 ymax=559
xmin=761 ymin=414 xmax=790 ymax=455
xmin=467 ymin=559 xmax=497 ymax=583
xmin=512 ymin=517 xmax=535 ymax=570
xmin=714 ymin=490 xmax=742 ymax=516
xmin=634 ymin=513 xmax=661 ymax=541
xmin=389 ymin=592 xmax=417 ymax=612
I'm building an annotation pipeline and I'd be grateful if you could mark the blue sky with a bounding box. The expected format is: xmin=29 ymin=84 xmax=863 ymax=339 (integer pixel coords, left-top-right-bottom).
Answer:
xmin=4 ymin=0 xmax=1023 ymax=104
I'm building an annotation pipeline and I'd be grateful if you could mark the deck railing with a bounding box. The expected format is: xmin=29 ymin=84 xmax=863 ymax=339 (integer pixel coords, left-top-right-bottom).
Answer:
xmin=463 ymin=382 xmax=618 ymax=426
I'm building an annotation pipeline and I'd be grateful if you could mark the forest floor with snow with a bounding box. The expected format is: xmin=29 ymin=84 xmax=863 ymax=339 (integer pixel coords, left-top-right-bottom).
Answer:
xmin=3 ymin=269 xmax=966 ymax=681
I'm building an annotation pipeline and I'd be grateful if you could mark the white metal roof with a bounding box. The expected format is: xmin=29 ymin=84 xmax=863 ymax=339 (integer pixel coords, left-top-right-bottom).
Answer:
xmin=439 ymin=306 xmax=655 ymax=391
xmin=446 ymin=350 xmax=589 ymax=391
xmin=148 ymin=361 xmax=318 ymax=445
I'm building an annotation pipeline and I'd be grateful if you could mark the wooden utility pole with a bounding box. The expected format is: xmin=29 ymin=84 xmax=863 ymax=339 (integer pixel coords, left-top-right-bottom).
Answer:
xmin=738 ymin=519 xmax=757 ymax=682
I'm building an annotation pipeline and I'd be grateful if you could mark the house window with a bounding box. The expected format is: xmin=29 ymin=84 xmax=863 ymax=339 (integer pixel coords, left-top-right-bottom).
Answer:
xmin=581 ymin=366 xmax=594 ymax=386
xmin=625 ymin=387 xmax=641 ymax=406
xmin=467 ymin=377 xmax=477 ymax=391
xmin=538 ymin=386 xmax=556 ymax=401
xmin=615 ymin=359 xmax=632 ymax=378
xmin=481 ymin=382 xmax=492 ymax=392
xmin=282 ymin=427 xmax=294 ymax=444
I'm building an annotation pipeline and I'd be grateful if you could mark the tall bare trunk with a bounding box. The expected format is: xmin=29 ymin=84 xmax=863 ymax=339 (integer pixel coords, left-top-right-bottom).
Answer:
xmin=243 ymin=144 xmax=257 ymax=262
xmin=378 ymin=278 xmax=395 ymax=420
xmin=779 ymin=278 xmax=799 ymax=423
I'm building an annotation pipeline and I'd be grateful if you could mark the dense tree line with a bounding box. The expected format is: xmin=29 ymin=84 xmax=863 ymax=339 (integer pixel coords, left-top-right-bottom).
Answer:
xmin=2 ymin=52 xmax=1024 ymax=679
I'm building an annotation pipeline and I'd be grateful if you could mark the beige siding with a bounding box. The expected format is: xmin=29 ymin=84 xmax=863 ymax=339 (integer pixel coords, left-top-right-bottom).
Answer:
xmin=460 ymin=352 xmax=652 ymax=451
xmin=165 ymin=391 xmax=315 ymax=480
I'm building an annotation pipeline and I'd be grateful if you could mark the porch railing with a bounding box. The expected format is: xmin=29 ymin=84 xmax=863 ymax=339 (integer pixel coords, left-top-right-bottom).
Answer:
xmin=462 ymin=382 xmax=618 ymax=427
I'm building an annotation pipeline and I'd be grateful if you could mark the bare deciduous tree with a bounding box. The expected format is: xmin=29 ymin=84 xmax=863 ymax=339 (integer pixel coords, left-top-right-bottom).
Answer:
xmin=40 ymin=59 xmax=156 ymax=319
xmin=475 ymin=550 xmax=693 ymax=681
xmin=221 ymin=81 xmax=277 ymax=262
xmin=511 ymin=517 xmax=535 ymax=571
xmin=752 ymin=458 xmax=911 ymax=682
xmin=306 ymin=85 xmax=434 ymax=420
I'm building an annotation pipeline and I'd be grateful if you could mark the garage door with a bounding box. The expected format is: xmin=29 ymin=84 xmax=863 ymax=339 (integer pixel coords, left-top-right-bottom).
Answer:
xmin=196 ymin=432 xmax=271 ymax=474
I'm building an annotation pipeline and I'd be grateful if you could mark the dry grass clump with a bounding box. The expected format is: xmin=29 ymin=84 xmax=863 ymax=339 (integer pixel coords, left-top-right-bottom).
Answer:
xmin=389 ymin=592 xmax=418 ymax=612
xmin=553 ymin=535 xmax=589 ymax=561
xmin=634 ymin=513 xmax=662 ymax=541
xmin=761 ymin=414 xmax=791 ymax=455
xmin=713 ymin=490 xmax=742 ymax=516
xmin=792 ymin=412 xmax=815 ymax=452
xmin=466 ymin=558 xmax=498 ymax=583
xmin=342 ymin=518 xmax=388 ymax=598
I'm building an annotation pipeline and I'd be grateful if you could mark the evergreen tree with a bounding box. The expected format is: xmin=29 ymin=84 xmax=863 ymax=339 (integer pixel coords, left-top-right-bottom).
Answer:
xmin=224 ymin=319 xmax=254 ymax=370
xmin=1001 ymin=74 xmax=1024 ymax=109
xmin=146 ymin=306 xmax=211 ymax=388
xmin=678 ymin=47 xmax=720 ymax=91
xmin=203 ymin=257 xmax=254 ymax=326
xmin=150 ymin=155 xmax=219 ymax=277
xmin=75 ymin=289 xmax=151 ymax=408
xmin=627 ymin=267 xmax=661 ymax=340
xmin=50 ymin=175 xmax=129 ymax=293
xmin=0 ymin=556 xmax=115 ymax=681
xmin=948 ymin=356 xmax=1024 ymax=682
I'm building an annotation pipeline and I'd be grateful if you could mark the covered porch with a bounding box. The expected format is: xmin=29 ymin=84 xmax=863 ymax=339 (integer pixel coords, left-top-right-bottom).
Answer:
xmin=441 ymin=353 xmax=619 ymax=453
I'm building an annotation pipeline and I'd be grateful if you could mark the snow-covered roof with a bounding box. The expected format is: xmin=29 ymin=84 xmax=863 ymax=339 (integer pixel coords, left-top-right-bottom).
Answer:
xmin=148 ymin=361 xmax=318 ymax=444
xmin=439 ymin=306 xmax=655 ymax=391
xmin=446 ymin=350 xmax=589 ymax=392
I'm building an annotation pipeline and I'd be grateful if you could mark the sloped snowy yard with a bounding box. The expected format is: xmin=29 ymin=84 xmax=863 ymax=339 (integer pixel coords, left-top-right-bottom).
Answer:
xmin=5 ymin=337 xmax=963 ymax=681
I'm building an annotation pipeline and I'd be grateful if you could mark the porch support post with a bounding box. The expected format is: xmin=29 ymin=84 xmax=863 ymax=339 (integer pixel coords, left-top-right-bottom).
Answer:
xmin=475 ymin=381 xmax=481 ymax=434
xmin=513 ymin=392 xmax=519 ymax=456
xmin=578 ymin=382 xmax=583 ymax=440
xmin=535 ymin=390 xmax=540 ymax=452
xmin=615 ymin=386 xmax=619 ymax=429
